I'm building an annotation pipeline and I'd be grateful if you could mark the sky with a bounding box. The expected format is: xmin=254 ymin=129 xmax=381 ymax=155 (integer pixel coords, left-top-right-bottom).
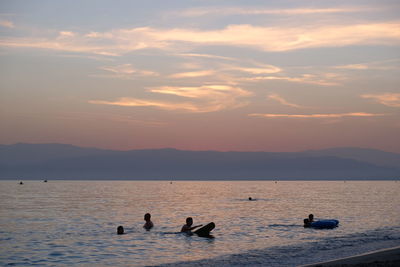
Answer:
xmin=0 ymin=0 xmax=399 ymax=152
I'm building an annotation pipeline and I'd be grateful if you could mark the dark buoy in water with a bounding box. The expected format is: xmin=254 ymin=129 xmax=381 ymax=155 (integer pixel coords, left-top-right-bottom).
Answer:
xmin=248 ymin=197 xmax=252 ymax=201
xmin=44 ymin=179 xmax=48 ymax=183
xmin=117 ymin=226 xmax=124 ymax=235
xmin=19 ymin=181 xmax=23 ymax=185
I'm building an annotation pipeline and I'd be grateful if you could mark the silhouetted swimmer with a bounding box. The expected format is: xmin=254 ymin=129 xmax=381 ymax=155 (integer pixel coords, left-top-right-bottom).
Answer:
xmin=303 ymin=219 xmax=311 ymax=228
xmin=248 ymin=197 xmax=252 ymax=201
xmin=19 ymin=181 xmax=23 ymax=185
xmin=143 ymin=213 xmax=153 ymax=230
xmin=44 ymin=179 xmax=47 ymax=183
xmin=181 ymin=217 xmax=202 ymax=233
xmin=308 ymin=214 xmax=314 ymax=222
xmin=117 ymin=226 xmax=124 ymax=235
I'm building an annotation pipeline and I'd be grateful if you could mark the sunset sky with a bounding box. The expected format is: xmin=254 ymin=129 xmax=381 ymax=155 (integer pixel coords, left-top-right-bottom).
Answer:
xmin=1 ymin=0 xmax=399 ymax=152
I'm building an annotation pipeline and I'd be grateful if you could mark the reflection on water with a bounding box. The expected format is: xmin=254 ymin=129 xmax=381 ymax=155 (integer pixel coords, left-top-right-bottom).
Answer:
xmin=0 ymin=180 xmax=399 ymax=266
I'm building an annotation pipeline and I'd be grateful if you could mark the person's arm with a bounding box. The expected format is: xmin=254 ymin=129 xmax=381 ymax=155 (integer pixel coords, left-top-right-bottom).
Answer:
xmin=189 ymin=224 xmax=203 ymax=231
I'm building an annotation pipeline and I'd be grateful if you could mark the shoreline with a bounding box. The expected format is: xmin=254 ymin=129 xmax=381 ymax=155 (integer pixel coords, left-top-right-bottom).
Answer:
xmin=302 ymin=246 xmax=400 ymax=267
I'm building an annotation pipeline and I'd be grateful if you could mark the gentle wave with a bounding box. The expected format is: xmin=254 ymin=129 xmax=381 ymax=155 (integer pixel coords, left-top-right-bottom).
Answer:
xmin=154 ymin=226 xmax=400 ymax=267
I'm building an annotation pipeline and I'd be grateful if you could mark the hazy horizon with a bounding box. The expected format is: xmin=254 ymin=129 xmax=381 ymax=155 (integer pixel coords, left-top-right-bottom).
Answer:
xmin=1 ymin=141 xmax=400 ymax=154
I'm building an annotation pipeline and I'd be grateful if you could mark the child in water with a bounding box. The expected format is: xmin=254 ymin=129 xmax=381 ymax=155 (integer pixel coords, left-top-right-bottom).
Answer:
xmin=143 ymin=213 xmax=154 ymax=230
xmin=117 ymin=225 xmax=124 ymax=235
xmin=181 ymin=217 xmax=203 ymax=233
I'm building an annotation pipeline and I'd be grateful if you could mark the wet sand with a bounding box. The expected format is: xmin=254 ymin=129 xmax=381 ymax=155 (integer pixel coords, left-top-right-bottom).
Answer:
xmin=302 ymin=246 xmax=400 ymax=267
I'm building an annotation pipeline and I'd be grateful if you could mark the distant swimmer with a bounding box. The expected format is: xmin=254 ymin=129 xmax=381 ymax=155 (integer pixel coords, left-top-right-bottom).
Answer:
xmin=181 ymin=217 xmax=203 ymax=233
xmin=248 ymin=197 xmax=252 ymax=201
xmin=303 ymin=219 xmax=311 ymax=227
xmin=19 ymin=181 xmax=23 ymax=185
xmin=143 ymin=213 xmax=154 ymax=230
xmin=117 ymin=226 xmax=124 ymax=235
xmin=308 ymin=214 xmax=314 ymax=223
xmin=44 ymin=179 xmax=47 ymax=183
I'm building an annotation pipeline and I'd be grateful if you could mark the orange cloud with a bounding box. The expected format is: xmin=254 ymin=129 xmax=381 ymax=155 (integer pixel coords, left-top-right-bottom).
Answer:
xmin=241 ymin=74 xmax=341 ymax=86
xmin=0 ymin=20 xmax=14 ymax=28
xmin=361 ymin=93 xmax=400 ymax=107
xmin=334 ymin=64 xmax=369 ymax=70
xmin=89 ymin=98 xmax=200 ymax=112
xmin=249 ymin=112 xmax=385 ymax=118
xmin=1 ymin=22 xmax=399 ymax=55
xmin=169 ymin=70 xmax=215 ymax=78
xmin=90 ymin=84 xmax=252 ymax=112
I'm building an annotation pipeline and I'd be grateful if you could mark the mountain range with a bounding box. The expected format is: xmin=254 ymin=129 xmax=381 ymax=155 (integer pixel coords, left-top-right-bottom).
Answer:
xmin=0 ymin=143 xmax=399 ymax=180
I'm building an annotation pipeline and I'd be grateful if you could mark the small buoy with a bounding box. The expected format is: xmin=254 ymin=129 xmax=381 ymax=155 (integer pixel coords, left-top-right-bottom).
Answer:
xmin=44 ymin=179 xmax=47 ymax=183
xmin=19 ymin=181 xmax=23 ymax=185
xmin=248 ymin=197 xmax=252 ymax=201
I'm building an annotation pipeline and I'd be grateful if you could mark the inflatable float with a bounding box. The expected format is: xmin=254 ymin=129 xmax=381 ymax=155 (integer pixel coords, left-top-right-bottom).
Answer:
xmin=309 ymin=219 xmax=339 ymax=229
xmin=194 ymin=222 xmax=215 ymax=237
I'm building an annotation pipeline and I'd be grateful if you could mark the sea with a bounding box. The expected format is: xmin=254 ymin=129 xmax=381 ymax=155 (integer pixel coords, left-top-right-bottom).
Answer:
xmin=0 ymin=180 xmax=399 ymax=266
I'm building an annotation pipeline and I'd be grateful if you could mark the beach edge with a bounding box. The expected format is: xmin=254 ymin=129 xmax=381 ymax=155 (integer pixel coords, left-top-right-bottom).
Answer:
xmin=300 ymin=246 xmax=400 ymax=266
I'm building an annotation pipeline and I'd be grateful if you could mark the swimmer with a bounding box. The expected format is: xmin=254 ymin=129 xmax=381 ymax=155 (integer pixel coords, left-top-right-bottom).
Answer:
xmin=303 ymin=219 xmax=311 ymax=228
xmin=248 ymin=197 xmax=252 ymax=201
xmin=143 ymin=213 xmax=154 ymax=230
xmin=181 ymin=217 xmax=203 ymax=233
xmin=308 ymin=214 xmax=314 ymax=222
xmin=117 ymin=225 xmax=124 ymax=235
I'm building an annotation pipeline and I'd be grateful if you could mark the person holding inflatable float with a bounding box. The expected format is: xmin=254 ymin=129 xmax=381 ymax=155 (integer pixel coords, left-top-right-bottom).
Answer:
xmin=304 ymin=213 xmax=339 ymax=229
xmin=181 ymin=217 xmax=215 ymax=237
xmin=117 ymin=214 xmax=215 ymax=237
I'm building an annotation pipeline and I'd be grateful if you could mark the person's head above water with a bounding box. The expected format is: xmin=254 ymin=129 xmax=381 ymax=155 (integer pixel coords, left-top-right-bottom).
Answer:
xmin=144 ymin=213 xmax=151 ymax=222
xmin=303 ymin=219 xmax=310 ymax=227
xmin=308 ymin=214 xmax=314 ymax=221
xmin=248 ymin=197 xmax=252 ymax=201
xmin=117 ymin=226 xmax=124 ymax=235
xmin=186 ymin=217 xmax=193 ymax=226
xmin=143 ymin=213 xmax=154 ymax=230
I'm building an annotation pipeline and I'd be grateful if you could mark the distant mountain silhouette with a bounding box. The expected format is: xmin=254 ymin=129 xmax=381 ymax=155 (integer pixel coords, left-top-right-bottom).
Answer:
xmin=0 ymin=143 xmax=399 ymax=180
xmin=303 ymin=147 xmax=400 ymax=168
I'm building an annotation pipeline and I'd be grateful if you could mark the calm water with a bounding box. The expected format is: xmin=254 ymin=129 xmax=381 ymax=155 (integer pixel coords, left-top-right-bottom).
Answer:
xmin=0 ymin=180 xmax=399 ymax=266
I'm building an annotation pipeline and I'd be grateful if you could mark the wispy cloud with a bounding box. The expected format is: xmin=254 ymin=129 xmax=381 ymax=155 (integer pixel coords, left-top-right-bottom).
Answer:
xmin=229 ymin=64 xmax=282 ymax=74
xmin=268 ymin=94 xmax=303 ymax=108
xmin=361 ymin=93 xmax=400 ymax=107
xmin=249 ymin=112 xmax=385 ymax=118
xmin=1 ymin=22 xmax=399 ymax=55
xmin=335 ymin=64 xmax=369 ymax=70
xmin=334 ymin=59 xmax=400 ymax=70
xmin=98 ymin=64 xmax=158 ymax=78
xmin=89 ymin=98 xmax=201 ymax=112
xmin=241 ymin=73 xmax=341 ymax=86
xmin=169 ymin=70 xmax=215 ymax=78
xmin=90 ymin=84 xmax=252 ymax=113
xmin=58 ymin=31 xmax=75 ymax=38
xmin=177 ymin=7 xmax=371 ymax=17
xmin=0 ymin=20 xmax=14 ymax=28
xmin=176 ymin=53 xmax=235 ymax=61
xmin=149 ymin=22 xmax=400 ymax=52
